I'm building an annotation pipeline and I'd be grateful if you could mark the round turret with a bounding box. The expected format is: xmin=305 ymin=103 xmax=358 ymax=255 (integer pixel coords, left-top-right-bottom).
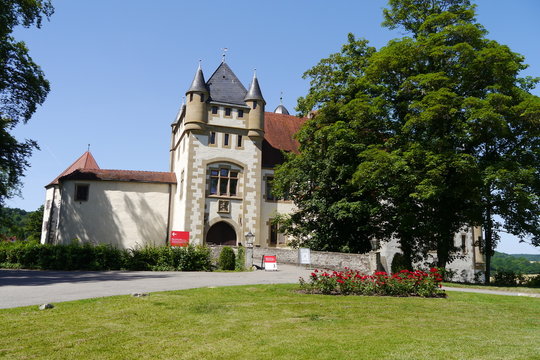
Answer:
xmin=184 ymin=64 xmax=208 ymax=133
xmin=244 ymin=71 xmax=265 ymax=139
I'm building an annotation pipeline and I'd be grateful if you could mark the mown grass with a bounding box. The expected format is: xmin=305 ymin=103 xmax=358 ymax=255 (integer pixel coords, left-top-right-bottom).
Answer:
xmin=444 ymin=282 xmax=540 ymax=294
xmin=1 ymin=285 xmax=539 ymax=359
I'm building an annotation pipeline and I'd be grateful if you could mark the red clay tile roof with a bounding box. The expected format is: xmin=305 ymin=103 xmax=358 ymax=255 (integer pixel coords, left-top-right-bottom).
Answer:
xmin=263 ymin=112 xmax=306 ymax=167
xmin=47 ymin=151 xmax=100 ymax=187
xmin=58 ymin=169 xmax=177 ymax=184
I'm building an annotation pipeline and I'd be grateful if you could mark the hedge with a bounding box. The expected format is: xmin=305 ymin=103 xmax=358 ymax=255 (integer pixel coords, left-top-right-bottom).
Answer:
xmin=0 ymin=241 xmax=212 ymax=271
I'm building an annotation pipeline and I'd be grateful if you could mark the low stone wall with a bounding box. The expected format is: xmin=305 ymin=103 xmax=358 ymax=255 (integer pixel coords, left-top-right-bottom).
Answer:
xmin=209 ymin=245 xmax=374 ymax=274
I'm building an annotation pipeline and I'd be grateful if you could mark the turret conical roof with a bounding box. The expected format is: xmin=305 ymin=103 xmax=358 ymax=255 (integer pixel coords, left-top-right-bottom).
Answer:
xmin=186 ymin=64 xmax=208 ymax=93
xmin=244 ymin=72 xmax=265 ymax=104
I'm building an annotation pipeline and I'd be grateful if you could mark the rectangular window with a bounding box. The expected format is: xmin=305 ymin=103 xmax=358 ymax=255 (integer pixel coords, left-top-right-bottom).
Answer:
xmin=461 ymin=234 xmax=467 ymax=252
xmin=224 ymin=133 xmax=230 ymax=146
xmin=238 ymin=109 xmax=244 ymax=118
xmin=209 ymin=132 xmax=216 ymax=145
xmin=210 ymin=169 xmax=219 ymax=195
xmin=208 ymin=168 xmax=239 ymax=197
xmin=253 ymin=101 xmax=257 ymax=109
xmin=270 ymin=222 xmax=278 ymax=246
xmin=75 ymin=184 xmax=89 ymax=201
xmin=211 ymin=106 xmax=218 ymax=114
xmin=200 ymin=94 xmax=205 ymax=102
xmin=266 ymin=177 xmax=276 ymax=201
xmin=225 ymin=108 xmax=232 ymax=116
xmin=237 ymin=135 xmax=243 ymax=148
xmin=189 ymin=93 xmax=193 ymax=102
xmin=230 ymin=171 xmax=238 ymax=196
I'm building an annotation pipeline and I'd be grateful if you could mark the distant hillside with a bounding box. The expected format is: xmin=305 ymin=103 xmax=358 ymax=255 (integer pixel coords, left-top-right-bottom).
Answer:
xmin=491 ymin=251 xmax=540 ymax=274
xmin=508 ymin=254 xmax=540 ymax=262
xmin=0 ymin=206 xmax=43 ymax=241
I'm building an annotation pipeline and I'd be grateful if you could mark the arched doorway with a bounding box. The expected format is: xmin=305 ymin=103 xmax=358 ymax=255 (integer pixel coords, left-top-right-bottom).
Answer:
xmin=206 ymin=221 xmax=236 ymax=246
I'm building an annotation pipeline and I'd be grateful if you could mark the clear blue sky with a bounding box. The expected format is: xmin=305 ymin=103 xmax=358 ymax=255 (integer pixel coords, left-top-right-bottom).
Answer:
xmin=7 ymin=0 xmax=540 ymax=254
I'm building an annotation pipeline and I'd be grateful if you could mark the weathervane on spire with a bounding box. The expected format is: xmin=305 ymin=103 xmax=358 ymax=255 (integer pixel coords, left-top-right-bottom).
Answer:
xmin=87 ymin=144 xmax=90 ymax=152
xmin=221 ymin=48 xmax=228 ymax=63
xmin=280 ymin=91 xmax=284 ymax=104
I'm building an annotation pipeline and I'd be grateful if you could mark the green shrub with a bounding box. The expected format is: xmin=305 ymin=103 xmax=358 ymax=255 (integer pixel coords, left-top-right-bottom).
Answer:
xmin=493 ymin=271 xmax=525 ymax=286
xmin=525 ymin=274 xmax=540 ymax=288
xmin=235 ymin=246 xmax=245 ymax=271
xmin=0 ymin=241 xmax=211 ymax=272
xmin=218 ymin=246 xmax=235 ymax=270
xmin=390 ymin=253 xmax=409 ymax=273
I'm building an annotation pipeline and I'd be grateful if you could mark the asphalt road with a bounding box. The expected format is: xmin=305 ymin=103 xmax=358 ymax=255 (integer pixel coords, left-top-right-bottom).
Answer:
xmin=0 ymin=264 xmax=313 ymax=309
xmin=1 ymin=266 xmax=537 ymax=309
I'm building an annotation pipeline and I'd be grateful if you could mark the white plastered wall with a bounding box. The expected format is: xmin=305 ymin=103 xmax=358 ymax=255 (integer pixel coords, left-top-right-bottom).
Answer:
xmin=55 ymin=180 xmax=170 ymax=249
xmin=260 ymin=168 xmax=296 ymax=246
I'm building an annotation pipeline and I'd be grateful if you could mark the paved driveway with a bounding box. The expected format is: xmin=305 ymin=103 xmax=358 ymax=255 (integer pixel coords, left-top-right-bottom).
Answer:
xmin=0 ymin=265 xmax=313 ymax=309
xmin=1 ymin=266 xmax=538 ymax=309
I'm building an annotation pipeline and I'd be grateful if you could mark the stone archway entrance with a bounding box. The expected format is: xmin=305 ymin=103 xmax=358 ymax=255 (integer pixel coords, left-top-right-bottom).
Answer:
xmin=206 ymin=221 xmax=236 ymax=246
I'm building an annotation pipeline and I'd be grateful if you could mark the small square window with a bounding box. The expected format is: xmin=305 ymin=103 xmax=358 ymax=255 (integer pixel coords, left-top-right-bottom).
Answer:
xmin=253 ymin=101 xmax=257 ymax=109
xmin=211 ymin=106 xmax=218 ymax=114
xmin=225 ymin=108 xmax=232 ymax=116
xmin=238 ymin=109 xmax=244 ymax=118
xmin=209 ymin=132 xmax=216 ymax=145
xmin=75 ymin=184 xmax=89 ymax=201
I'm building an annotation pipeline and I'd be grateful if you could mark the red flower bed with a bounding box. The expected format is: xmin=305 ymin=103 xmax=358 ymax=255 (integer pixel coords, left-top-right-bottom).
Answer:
xmin=299 ymin=267 xmax=445 ymax=297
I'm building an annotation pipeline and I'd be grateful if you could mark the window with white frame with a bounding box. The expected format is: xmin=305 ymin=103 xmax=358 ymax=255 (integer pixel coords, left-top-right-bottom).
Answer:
xmin=209 ymin=168 xmax=239 ymax=196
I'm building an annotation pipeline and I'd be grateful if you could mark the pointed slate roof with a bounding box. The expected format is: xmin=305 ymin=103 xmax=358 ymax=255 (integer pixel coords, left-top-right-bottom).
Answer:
xmin=186 ymin=64 xmax=208 ymax=93
xmin=206 ymin=62 xmax=248 ymax=106
xmin=244 ymin=72 xmax=265 ymax=104
xmin=47 ymin=151 xmax=100 ymax=187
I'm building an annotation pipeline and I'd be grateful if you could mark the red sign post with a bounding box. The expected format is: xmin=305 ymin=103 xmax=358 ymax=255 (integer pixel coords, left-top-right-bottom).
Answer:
xmin=170 ymin=231 xmax=189 ymax=247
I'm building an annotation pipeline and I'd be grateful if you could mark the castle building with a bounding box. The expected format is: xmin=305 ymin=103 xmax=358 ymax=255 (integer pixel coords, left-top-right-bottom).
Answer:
xmin=41 ymin=61 xmax=303 ymax=249
xmin=40 ymin=61 xmax=484 ymax=281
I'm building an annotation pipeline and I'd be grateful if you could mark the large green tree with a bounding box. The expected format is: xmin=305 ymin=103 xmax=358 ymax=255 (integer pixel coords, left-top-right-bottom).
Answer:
xmin=274 ymin=0 xmax=540 ymax=281
xmin=0 ymin=0 xmax=53 ymax=207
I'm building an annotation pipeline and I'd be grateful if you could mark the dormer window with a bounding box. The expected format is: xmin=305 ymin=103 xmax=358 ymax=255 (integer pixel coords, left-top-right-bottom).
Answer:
xmin=238 ymin=109 xmax=244 ymax=118
xmin=211 ymin=106 xmax=218 ymax=114
xmin=225 ymin=108 xmax=232 ymax=116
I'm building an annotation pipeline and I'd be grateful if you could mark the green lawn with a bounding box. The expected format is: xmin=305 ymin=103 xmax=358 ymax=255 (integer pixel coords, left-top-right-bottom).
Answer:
xmin=443 ymin=282 xmax=540 ymax=294
xmin=1 ymin=285 xmax=539 ymax=359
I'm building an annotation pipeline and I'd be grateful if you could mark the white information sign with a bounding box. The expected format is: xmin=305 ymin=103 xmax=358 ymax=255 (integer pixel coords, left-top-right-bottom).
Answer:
xmin=299 ymin=248 xmax=311 ymax=265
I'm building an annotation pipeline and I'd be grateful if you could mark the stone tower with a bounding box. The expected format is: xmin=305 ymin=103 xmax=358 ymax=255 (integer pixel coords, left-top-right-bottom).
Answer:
xmin=168 ymin=62 xmax=265 ymax=246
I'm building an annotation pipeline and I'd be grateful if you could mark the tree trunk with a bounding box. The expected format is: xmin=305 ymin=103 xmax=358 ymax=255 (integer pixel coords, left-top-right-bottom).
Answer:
xmin=484 ymin=205 xmax=493 ymax=285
